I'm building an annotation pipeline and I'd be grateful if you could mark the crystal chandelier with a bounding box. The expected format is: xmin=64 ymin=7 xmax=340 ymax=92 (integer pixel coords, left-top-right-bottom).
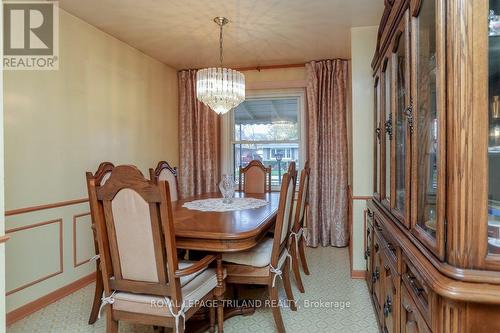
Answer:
xmin=196 ymin=17 xmax=245 ymax=115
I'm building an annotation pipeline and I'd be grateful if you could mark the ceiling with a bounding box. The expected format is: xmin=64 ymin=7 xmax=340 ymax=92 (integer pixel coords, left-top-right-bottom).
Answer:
xmin=58 ymin=0 xmax=383 ymax=70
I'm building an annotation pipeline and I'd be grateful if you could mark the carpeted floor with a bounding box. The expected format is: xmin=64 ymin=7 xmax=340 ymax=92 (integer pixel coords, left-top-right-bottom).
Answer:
xmin=7 ymin=247 xmax=378 ymax=333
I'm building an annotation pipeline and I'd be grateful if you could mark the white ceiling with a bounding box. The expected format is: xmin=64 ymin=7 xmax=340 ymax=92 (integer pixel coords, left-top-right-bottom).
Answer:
xmin=58 ymin=0 xmax=383 ymax=69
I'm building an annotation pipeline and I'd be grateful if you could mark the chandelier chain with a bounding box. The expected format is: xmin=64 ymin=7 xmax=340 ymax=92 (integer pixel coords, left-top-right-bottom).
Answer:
xmin=219 ymin=22 xmax=224 ymax=67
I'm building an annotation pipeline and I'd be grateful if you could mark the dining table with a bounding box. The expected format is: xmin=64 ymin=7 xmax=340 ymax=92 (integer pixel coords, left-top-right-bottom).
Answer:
xmin=173 ymin=191 xmax=280 ymax=252
xmin=171 ymin=191 xmax=281 ymax=332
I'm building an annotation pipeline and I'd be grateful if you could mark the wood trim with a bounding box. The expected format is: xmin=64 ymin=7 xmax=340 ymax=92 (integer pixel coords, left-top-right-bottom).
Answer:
xmin=5 ymin=219 xmax=64 ymax=296
xmin=6 ymin=272 xmax=96 ymax=326
xmin=352 ymin=196 xmax=373 ymax=200
xmin=5 ymin=198 xmax=88 ymax=217
xmin=0 ymin=235 xmax=11 ymax=244
xmin=351 ymin=270 xmax=367 ymax=280
xmin=73 ymin=212 xmax=92 ymax=268
xmin=236 ymin=63 xmax=305 ymax=71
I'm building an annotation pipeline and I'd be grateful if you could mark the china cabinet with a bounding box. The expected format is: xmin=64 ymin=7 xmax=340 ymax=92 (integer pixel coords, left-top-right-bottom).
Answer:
xmin=367 ymin=0 xmax=500 ymax=332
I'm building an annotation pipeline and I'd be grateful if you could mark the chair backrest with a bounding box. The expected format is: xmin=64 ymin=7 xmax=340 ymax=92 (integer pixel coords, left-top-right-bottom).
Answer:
xmin=86 ymin=162 xmax=115 ymax=265
xmin=293 ymin=160 xmax=310 ymax=231
xmin=286 ymin=162 xmax=298 ymax=232
xmin=270 ymin=167 xmax=297 ymax=267
xmin=149 ymin=161 xmax=179 ymax=201
xmin=86 ymin=165 xmax=182 ymax=302
xmin=238 ymin=160 xmax=272 ymax=193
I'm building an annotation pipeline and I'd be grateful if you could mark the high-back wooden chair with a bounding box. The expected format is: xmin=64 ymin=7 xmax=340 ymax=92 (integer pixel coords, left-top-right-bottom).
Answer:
xmin=87 ymin=162 xmax=114 ymax=325
xmin=223 ymin=162 xmax=298 ymax=333
xmin=149 ymin=161 xmax=179 ymax=201
xmin=288 ymin=161 xmax=311 ymax=293
xmin=86 ymin=165 xmax=224 ymax=333
xmin=238 ymin=160 xmax=272 ymax=193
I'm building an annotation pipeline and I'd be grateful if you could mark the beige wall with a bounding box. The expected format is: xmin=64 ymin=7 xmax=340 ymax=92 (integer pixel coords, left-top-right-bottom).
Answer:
xmin=350 ymin=26 xmax=378 ymax=271
xmin=243 ymin=67 xmax=306 ymax=84
xmin=3 ymin=9 xmax=178 ymax=314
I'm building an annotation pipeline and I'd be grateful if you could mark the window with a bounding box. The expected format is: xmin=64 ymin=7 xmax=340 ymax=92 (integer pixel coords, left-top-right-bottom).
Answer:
xmin=229 ymin=91 xmax=305 ymax=187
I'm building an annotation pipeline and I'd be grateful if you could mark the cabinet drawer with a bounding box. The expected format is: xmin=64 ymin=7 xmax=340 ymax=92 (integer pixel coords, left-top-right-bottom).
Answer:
xmin=401 ymin=254 xmax=431 ymax=327
xmin=381 ymin=251 xmax=400 ymax=333
xmin=374 ymin=217 xmax=398 ymax=272
xmin=372 ymin=231 xmax=384 ymax=321
xmin=400 ymin=285 xmax=431 ymax=333
xmin=366 ymin=230 xmax=373 ymax=293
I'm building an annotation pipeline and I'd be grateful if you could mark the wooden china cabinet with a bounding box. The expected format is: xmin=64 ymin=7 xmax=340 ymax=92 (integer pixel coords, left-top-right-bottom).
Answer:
xmin=366 ymin=0 xmax=500 ymax=332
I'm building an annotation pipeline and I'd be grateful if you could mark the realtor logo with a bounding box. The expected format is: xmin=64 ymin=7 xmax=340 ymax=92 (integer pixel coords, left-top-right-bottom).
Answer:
xmin=3 ymin=1 xmax=59 ymax=70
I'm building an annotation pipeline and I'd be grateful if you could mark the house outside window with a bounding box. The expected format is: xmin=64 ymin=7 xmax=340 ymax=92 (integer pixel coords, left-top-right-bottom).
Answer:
xmin=228 ymin=90 xmax=306 ymax=188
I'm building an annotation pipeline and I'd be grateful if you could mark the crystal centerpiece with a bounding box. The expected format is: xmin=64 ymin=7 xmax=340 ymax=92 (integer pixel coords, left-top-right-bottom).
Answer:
xmin=196 ymin=67 xmax=245 ymax=115
xmin=219 ymin=175 xmax=236 ymax=204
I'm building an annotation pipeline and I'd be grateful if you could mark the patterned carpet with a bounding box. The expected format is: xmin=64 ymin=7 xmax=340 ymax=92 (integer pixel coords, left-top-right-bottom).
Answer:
xmin=8 ymin=247 xmax=378 ymax=333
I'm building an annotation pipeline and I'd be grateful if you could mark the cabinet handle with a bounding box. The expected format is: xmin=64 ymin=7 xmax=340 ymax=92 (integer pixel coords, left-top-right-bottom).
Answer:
xmin=364 ymin=249 xmax=371 ymax=259
xmin=404 ymin=97 xmax=414 ymax=134
xmin=383 ymin=296 xmax=392 ymax=317
xmin=407 ymin=274 xmax=424 ymax=296
xmin=376 ymin=127 xmax=381 ymax=142
xmin=385 ymin=113 xmax=393 ymax=140
xmin=372 ymin=268 xmax=380 ymax=282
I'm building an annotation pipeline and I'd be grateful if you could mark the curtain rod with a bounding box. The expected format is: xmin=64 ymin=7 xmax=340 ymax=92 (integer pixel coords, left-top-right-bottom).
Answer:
xmin=179 ymin=58 xmax=349 ymax=73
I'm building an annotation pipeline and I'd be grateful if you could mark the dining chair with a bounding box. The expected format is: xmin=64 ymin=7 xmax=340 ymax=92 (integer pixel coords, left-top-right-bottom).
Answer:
xmin=238 ymin=160 xmax=272 ymax=193
xmin=86 ymin=165 xmax=225 ymax=333
xmin=149 ymin=161 xmax=179 ymax=201
xmin=222 ymin=166 xmax=297 ymax=333
xmin=86 ymin=162 xmax=114 ymax=325
xmin=288 ymin=161 xmax=311 ymax=293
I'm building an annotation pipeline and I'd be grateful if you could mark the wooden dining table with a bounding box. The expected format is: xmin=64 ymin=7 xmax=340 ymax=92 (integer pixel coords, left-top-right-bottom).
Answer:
xmin=172 ymin=191 xmax=280 ymax=252
xmin=171 ymin=191 xmax=280 ymax=332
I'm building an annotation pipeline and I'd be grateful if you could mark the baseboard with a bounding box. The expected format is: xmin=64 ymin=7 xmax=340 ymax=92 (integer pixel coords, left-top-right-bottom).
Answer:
xmin=6 ymin=272 xmax=96 ymax=326
xmin=351 ymin=270 xmax=366 ymax=280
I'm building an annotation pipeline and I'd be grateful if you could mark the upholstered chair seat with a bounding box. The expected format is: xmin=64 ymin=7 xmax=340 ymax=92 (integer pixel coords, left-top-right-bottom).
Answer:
xmin=222 ymin=238 xmax=274 ymax=267
xmin=112 ymin=268 xmax=219 ymax=317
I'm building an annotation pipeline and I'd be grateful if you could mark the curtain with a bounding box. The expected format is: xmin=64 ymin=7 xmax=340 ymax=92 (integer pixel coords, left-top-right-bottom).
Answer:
xmin=178 ymin=70 xmax=221 ymax=198
xmin=305 ymin=59 xmax=349 ymax=247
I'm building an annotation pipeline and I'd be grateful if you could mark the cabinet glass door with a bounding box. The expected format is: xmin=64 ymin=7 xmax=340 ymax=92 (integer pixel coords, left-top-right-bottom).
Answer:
xmin=488 ymin=0 xmax=500 ymax=256
xmin=411 ymin=0 xmax=446 ymax=259
xmin=374 ymin=75 xmax=381 ymax=200
xmin=383 ymin=58 xmax=392 ymax=207
xmin=392 ymin=11 xmax=411 ymax=227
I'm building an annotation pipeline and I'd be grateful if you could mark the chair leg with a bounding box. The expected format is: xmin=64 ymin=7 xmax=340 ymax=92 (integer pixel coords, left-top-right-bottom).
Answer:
xmin=217 ymin=301 xmax=224 ymax=333
xmin=282 ymin=258 xmax=297 ymax=311
xmin=106 ymin=308 xmax=118 ymax=333
xmin=209 ymin=301 xmax=216 ymax=333
xmin=268 ymin=285 xmax=286 ymax=333
xmin=88 ymin=265 xmax=104 ymax=324
xmin=298 ymin=236 xmax=310 ymax=275
xmin=290 ymin=241 xmax=305 ymax=293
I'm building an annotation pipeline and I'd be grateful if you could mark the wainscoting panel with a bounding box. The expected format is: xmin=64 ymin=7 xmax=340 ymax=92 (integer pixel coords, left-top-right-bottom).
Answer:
xmin=73 ymin=213 xmax=94 ymax=267
xmin=6 ymin=219 xmax=63 ymax=296
xmin=5 ymin=201 xmax=95 ymax=315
